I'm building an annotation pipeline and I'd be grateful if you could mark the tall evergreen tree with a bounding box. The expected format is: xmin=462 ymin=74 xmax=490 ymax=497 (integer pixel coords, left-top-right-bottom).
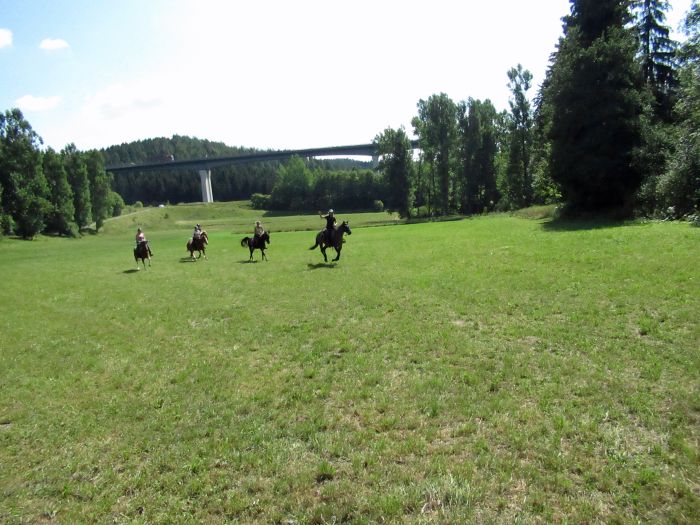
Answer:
xmin=412 ymin=93 xmax=457 ymax=216
xmin=62 ymin=144 xmax=92 ymax=228
xmin=631 ymin=0 xmax=678 ymax=120
xmin=375 ymin=126 xmax=414 ymax=218
xmin=545 ymin=0 xmax=644 ymax=213
xmin=657 ymin=1 xmax=700 ymax=216
xmin=43 ymin=148 xmax=76 ymax=236
xmin=505 ymin=65 xmax=534 ymax=208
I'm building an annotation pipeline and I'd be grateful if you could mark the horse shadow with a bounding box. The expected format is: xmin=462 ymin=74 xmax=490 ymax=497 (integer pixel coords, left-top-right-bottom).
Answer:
xmin=179 ymin=257 xmax=199 ymax=263
xmin=238 ymin=259 xmax=262 ymax=264
xmin=123 ymin=269 xmax=141 ymax=274
xmin=307 ymin=262 xmax=338 ymax=270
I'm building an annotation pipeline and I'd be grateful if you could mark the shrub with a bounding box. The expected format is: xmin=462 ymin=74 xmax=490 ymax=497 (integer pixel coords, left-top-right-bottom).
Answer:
xmin=250 ymin=193 xmax=271 ymax=209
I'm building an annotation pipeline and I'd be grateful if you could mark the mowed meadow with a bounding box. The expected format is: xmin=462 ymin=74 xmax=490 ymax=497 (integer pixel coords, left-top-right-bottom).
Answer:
xmin=1 ymin=203 xmax=698 ymax=524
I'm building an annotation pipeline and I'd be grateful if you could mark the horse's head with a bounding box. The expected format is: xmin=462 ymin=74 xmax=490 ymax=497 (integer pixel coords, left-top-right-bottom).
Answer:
xmin=201 ymin=231 xmax=209 ymax=243
xmin=340 ymin=221 xmax=351 ymax=235
xmin=263 ymin=231 xmax=270 ymax=244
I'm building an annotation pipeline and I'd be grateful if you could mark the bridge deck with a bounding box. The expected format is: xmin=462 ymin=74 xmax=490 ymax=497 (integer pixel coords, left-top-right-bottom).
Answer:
xmin=105 ymin=143 xmax=400 ymax=173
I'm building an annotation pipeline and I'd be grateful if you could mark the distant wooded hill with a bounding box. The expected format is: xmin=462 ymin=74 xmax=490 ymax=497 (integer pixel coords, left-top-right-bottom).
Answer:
xmin=102 ymin=135 xmax=372 ymax=205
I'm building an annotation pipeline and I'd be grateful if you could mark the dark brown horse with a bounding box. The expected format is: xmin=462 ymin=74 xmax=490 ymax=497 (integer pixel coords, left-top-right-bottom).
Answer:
xmin=241 ymin=231 xmax=270 ymax=261
xmin=133 ymin=241 xmax=151 ymax=270
xmin=309 ymin=221 xmax=351 ymax=262
xmin=186 ymin=230 xmax=208 ymax=260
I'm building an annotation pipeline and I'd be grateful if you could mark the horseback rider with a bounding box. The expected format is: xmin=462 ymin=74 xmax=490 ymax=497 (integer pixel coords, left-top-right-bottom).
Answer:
xmin=193 ymin=224 xmax=202 ymax=241
xmin=253 ymin=220 xmax=265 ymax=246
xmin=135 ymin=227 xmax=153 ymax=256
xmin=319 ymin=209 xmax=336 ymax=244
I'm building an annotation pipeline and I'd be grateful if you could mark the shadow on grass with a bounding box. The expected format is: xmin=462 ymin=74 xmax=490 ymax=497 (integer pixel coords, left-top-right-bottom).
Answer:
xmin=123 ymin=269 xmax=142 ymax=274
xmin=179 ymin=257 xmax=200 ymax=263
xmin=307 ymin=262 xmax=338 ymax=270
xmin=237 ymin=259 xmax=263 ymax=264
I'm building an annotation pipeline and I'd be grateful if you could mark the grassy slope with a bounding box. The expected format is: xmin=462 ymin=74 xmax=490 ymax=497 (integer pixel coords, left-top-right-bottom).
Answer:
xmin=0 ymin=206 xmax=698 ymax=524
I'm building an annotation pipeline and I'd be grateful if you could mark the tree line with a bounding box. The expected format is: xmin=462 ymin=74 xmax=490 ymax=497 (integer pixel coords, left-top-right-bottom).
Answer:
xmin=0 ymin=109 xmax=123 ymax=239
xmin=377 ymin=0 xmax=699 ymax=220
xmin=2 ymin=1 xmax=697 ymax=238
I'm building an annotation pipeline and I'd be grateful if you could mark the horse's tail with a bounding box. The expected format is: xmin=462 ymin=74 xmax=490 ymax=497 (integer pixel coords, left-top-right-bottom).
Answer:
xmin=186 ymin=239 xmax=191 ymax=251
xmin=241 ymin=237 xmax=250 ymax=247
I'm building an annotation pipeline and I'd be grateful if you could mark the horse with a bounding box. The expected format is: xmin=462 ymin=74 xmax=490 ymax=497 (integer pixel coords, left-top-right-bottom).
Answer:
xmin=133 ymin=240 xmax=151 ymax=270
xmin=186 ymin=230 xmax=208 ymax=260
xmin=240 ymin=231 xmax=270 ymax=261
xmin=309 ymin=221 xmax=352 ymax=262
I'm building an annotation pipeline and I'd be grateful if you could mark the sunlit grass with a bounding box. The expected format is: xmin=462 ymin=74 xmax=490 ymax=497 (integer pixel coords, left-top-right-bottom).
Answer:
xmin=1 ymin=210 xmax=698 ymax=524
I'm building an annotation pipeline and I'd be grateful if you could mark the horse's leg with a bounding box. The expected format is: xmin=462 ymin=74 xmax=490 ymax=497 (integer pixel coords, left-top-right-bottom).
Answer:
xmin=262 ymin=248 xmax=267 ymax=261
xmin=333 ymin=247 xmax=341 ymax=262
xmin=320 ymin=245 xmax=328 ymax=263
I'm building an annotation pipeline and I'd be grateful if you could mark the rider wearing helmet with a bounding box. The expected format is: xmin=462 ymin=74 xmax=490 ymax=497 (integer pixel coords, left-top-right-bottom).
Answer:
xmin=319 ymin=209 xmax=336 ymax=244
xmin=193 ymin=224 xmax=202 ymax=241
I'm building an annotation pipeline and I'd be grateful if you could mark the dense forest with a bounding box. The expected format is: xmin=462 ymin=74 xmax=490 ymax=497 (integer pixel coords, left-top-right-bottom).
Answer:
xmin=1 ymin=0 xmax=698 ymax=239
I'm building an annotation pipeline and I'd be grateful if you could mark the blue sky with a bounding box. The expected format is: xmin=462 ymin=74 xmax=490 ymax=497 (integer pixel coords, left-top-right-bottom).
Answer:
xmin=0 ymin=0 xmax=694 ymax=152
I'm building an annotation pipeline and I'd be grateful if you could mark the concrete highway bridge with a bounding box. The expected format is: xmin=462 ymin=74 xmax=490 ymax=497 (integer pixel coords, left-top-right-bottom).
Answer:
xmin=105 ymin=142 xmax=419 ymax=202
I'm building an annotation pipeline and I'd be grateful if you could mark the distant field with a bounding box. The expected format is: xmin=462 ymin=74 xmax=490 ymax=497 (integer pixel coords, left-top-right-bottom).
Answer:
xmin=1 ymin=207 xmax=698 ymax=524
xmin=102 ymin=201 xmax=401 ymax=236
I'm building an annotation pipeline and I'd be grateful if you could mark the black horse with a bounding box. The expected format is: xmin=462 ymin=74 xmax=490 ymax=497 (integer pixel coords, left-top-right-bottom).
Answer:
xmin=310 ymin=221 xmax=351 ymax=262
xmin=186 ymin=231 xmax=208 ymax=260
xmin=133 ymin=240 xmax=151 ymax=270
xmin=241 ymin=231 xmax=270 ymax=261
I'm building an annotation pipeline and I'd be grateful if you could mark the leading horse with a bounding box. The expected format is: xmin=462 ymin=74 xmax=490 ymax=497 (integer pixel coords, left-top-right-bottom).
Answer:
xmin=309 ymin=221 xmax=352 ymax=262
xmin=186 ymin=230 xmax=208 ymax=260
xmin=240 ymin=231 xmax=270 ymax=261
xmin=134 ymin=240 xmax=151 ymax=270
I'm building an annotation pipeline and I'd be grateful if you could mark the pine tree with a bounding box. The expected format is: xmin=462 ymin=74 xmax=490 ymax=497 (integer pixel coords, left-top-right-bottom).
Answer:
xmin=631 ymin=0 xmax=678 ymax=121
xmin=545 ymin=0 xmax=644 ymax=213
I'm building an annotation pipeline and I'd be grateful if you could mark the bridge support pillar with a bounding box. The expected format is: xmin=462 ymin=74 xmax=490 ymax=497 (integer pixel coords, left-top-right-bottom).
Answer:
xmin=198 ymin=169 xmax=213 ymax=203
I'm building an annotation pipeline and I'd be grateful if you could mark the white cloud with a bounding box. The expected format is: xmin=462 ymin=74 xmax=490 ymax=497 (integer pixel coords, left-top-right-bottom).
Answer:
xmin=0 ymin=29 xmax=12 ymax=48
xmin=39 ymin=38 xmax=69 ymax=51
xmin=15 ymin=95 xmax=62 ymax=111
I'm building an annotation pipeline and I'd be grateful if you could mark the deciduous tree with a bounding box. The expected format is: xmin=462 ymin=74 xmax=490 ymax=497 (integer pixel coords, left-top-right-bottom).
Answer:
xmin=43 ymin=148 xmax=76 ymax=236
xmin=504 ymin=65 xmax=534 ymax=208
xmin=412 ymin=93 xmax=457 ymax=216
xmin=375 ymin=127 xmax=414 ymax=218
xmin=62 ymin=144 xmax=92 ymax=228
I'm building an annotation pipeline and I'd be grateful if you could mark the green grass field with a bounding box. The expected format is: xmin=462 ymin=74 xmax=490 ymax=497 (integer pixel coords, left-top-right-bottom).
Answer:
xmin=1 ymin=203 xmax=698 ymax=524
